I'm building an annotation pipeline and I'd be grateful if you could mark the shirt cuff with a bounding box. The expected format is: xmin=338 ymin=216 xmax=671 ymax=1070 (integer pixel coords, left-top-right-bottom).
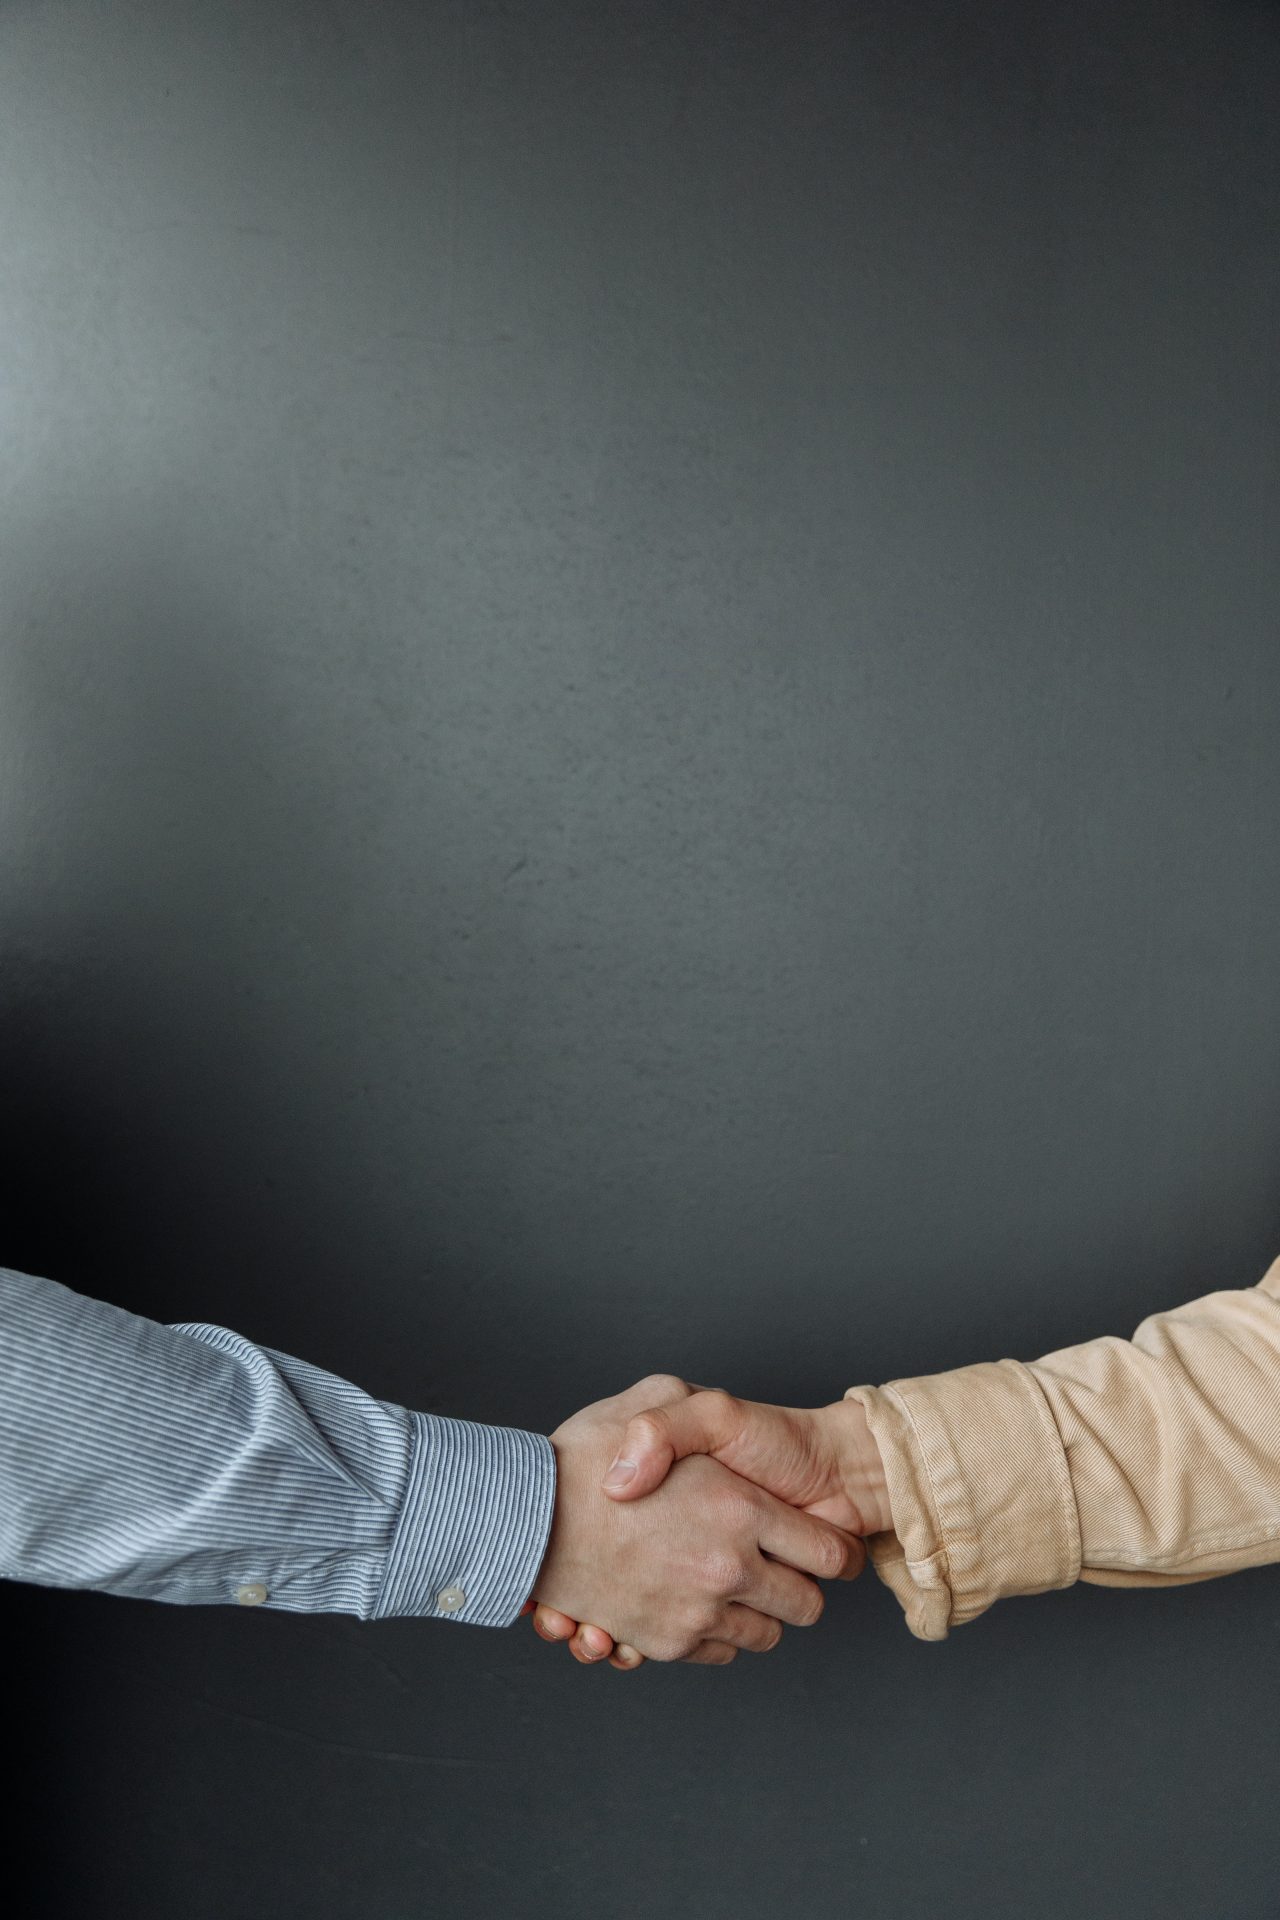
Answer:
xmin=843 ymin=1360 xmax=1082 ymax=1641
xmin=373 ymin=1414 xmax=556 ymax=1626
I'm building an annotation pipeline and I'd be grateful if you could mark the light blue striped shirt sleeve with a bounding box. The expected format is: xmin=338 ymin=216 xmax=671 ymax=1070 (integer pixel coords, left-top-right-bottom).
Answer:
xmin=0 ymin=1266 xmax=556 ymax=1627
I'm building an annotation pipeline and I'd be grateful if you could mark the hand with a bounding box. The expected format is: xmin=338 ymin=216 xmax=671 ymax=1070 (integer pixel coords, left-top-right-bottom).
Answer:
xmin=527 ymin=1375 xmax=865 ymax=1668
xmin=529 ymin=1387 xmax=889 ymax=1667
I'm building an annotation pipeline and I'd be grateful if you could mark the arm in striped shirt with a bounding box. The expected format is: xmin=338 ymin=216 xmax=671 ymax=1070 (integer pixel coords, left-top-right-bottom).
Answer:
xmin=0 ymin=1265 xmax=555 ymax=1626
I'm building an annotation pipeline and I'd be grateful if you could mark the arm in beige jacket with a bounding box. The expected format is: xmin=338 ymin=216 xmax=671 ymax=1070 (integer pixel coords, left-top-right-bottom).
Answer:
xmin=845 ymin=1254 xmax=1280 ymax=1641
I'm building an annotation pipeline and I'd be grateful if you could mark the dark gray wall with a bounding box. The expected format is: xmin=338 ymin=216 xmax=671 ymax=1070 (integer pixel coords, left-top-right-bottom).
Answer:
xmin=3 ymin=2 xmax=1279 ymax=1915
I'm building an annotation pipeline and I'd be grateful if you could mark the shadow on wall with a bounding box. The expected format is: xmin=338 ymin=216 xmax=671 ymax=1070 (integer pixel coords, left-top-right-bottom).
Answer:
xmin=0 ymin=519 xmax=479 ymax=1914
xmin=0 ymin=503 xmax=552 ymax=1419
xmin=0 ymin=524 xmax=382 ymax=1335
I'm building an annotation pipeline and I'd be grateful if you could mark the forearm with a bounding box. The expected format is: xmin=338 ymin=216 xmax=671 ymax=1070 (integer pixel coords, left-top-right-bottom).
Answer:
xmin=843 ymin=1253 xmax=1280 ymax=1640
xmin=0 ymin=1265 xmax=554 ymax=1624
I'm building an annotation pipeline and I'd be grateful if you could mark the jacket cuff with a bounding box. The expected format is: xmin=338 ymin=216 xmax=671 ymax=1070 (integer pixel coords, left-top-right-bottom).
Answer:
xmin=373 ymin=1414 xmax=556 ymax=1626
xmin=843 ymin=1360 xmax=1081 ymax=1641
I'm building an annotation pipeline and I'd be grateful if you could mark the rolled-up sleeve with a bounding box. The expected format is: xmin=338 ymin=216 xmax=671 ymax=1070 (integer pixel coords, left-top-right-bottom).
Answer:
xmin=0 ymin=1266 xmax=555 ymax=1627
xmin=844 ymin=1253 xmax=1280 ymax=1642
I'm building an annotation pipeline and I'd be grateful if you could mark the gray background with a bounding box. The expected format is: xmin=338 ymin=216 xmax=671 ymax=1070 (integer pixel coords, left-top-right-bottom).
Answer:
xmin=2 ymin=1 xmax=1278 ymax=1915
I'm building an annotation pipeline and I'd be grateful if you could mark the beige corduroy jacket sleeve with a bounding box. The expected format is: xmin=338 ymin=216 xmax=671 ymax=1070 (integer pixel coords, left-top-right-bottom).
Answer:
xmin=843 ymin=1253 xmax=1280 ymax=1642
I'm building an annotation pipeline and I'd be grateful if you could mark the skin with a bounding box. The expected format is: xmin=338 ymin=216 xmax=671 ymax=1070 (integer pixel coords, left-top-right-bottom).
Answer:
xmin=528 ymin=1375 xmax=868 ymax=1667
xmin=529 ymin=1387 xmax=891 ymax=1668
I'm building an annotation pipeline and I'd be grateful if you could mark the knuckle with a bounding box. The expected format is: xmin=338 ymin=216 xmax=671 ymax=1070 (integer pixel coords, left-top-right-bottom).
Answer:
xmin=626 ymin=1410 xmax=669 ymax=1449
xmin=633 ymin=1372 xmax=688 ymax=1401
xmin=697 ymin=1549 xmax=751 ymax=1599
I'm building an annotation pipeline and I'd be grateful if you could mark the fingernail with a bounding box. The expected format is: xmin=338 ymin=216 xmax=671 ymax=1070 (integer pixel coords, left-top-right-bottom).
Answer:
xmin=602 ymin=1456 xmax=637 ymax=1491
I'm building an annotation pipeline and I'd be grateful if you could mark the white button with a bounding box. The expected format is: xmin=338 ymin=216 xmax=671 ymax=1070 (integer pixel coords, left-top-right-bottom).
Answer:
xmin=436 ymin=1585 xmax=466 ymax=1614
xmin=236 ymin=1583 xmax=268 ymax=1606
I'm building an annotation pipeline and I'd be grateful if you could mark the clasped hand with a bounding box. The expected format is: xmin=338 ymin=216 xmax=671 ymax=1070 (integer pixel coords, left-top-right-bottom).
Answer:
xmin=525 ymin=1374 xmax=890 ymax=1669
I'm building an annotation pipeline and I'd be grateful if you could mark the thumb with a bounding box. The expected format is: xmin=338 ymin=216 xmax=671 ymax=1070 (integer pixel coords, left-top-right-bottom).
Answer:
xmin=601 ymin=1389 xmax=749 ymax=1500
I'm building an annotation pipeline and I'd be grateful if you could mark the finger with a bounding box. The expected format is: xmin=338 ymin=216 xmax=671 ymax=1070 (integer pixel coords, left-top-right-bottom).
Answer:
xmin=713 ymin=1605 xmax=784 ymax=1654
xmin=532 ymin=1604 xmax=578 ymax=1642
xmin=755 ymin=1494 xmax=856 ymax=1583
xmin=834 ymin=1534 xmax=868 ymax=1581
xmin=682 ymin=1641 xmax=738 ymax=1666
xmin=518 ymin=1599 xmax=534 ymax=1616
xmin=569 ymin=1623 xmax=614 ymax=1664
xmin=608 ymin=1644 xmax=645 ymax=1671
xmin=740 ymin=1557 xmax=828 ymax=1629
xmin=601 ymin=1390 xmax=750 ymax=1499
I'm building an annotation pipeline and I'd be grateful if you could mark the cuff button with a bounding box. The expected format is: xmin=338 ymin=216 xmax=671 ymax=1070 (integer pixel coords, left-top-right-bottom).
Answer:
xmin=236 ymin=1583 xmax=268 ymax=1607
xmin=436 ymin=1585 xmax=466 ymax=1614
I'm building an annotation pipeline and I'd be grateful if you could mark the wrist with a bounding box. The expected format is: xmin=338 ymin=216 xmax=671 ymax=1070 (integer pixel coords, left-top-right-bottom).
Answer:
xmin=818 ymin=1397 xmax=893 ymax=1536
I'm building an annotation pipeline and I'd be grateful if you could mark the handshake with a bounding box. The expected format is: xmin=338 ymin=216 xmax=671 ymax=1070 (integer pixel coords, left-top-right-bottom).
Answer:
xmin=522 ymin=1374 xmax=893 ymax=1670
